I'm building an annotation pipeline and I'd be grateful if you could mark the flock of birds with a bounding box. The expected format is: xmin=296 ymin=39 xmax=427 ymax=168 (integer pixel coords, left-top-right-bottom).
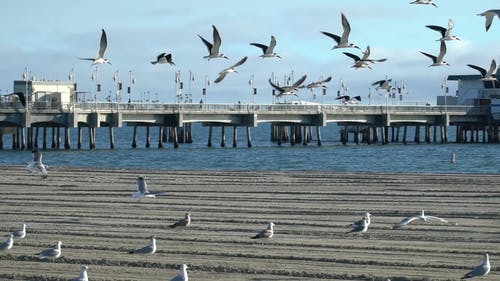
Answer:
xmin=8 ymin=150 xmax=492 ymax=280
xmin=73 ymin=3 xmax=500 ymax=105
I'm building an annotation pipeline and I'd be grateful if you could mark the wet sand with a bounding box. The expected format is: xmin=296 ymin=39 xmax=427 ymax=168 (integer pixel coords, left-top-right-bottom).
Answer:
xmin=0 ymin=165 xmax=499 ymax=281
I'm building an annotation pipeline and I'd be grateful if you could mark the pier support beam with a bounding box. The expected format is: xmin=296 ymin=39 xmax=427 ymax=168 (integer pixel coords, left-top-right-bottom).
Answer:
xmin=232 ymin=126 xmax=238 ymax=148
xmin=109 ymin=127 xmax=115 ymax=149
xmin=77 ymin=127 xmax=82 ymax=149
xmin=402 ymin=125 xmax=407 ymax=145
xmin=246 ymin=127 xmax=252 ymax=148
xmin=132 ymin=126 xmax=138 ymax=148
xmin=207 ymin=126 xmax=213 ymax=147
xmin=64 ymin=127 xmax=71 ymax=149
xmin=145 ymin=126 xmax=151 ymax=148
xmin=43 ymin=127 xmax=47 ymax=149
xmin=51 ymin=127 xmax=57 ymax=149
xmin=220 ymin=126 xmax=226 ymax=147
xmin=34 ymin=127 xmax=39 ymax=148
xmin=173 ymin=127 xmax=179 ymax=148
xmin=158 ymin=127 xmax=164 ymax=148
xmin=316 ymin=126 xmax=322 ymax=146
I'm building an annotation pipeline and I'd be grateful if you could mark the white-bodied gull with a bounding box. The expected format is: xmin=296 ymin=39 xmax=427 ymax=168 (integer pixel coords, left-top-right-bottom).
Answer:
xmin=0 ymin=234 xmax=13 ymax=251
xmin=426 ymin=19 xmax=460 ymax=41
xmin=372 ymin=79 xmax=393 ymax=92
xmin=410 ymin=0 xmax=437 ymax=7
xmin=321 ymin=13 xmax=360 ymax=49
xmin=269 ymin=75 xmax=307 ymax=97
xmin=129 ymin=237 xmax=156 ymax=255
xmin=392 ymin=210 xmax=448 ymax=229
xmin=198 ymin=25 xmax=228 ymax=60
xmin=467 ymin=59 xmax=497 ymax=81
xmin=27 ymin=148 xmax=48 ymax=179
xmin=462 ymin=253 xmax=490 ymax=279
xmin=11 ymin=223 xmax=26 ymax=239
xmin=250 ymin=36 xmax=281 ymax=58
xmin=305 ymin=76 xmax=332 ymax=90
xmin=346 ymin=218 xmax=369 ymax=234
xmin=170 ymin=264 xmax=189 ymax=281
xmin=478 ymin=10 xmax=500 ymax=32
xmin=71 ymin=265 xmax=89 ymax=281
xmin=151 ymin=53 xmax=175 ymax=65
xmin=214 ymin=56 xmax=248 ymax=83
xmin=420 ymin=40 xmax=450 ymax=67
xmin=337 ymin=95 xmax=361 ymax=105
xmin=79 ymin=29 xmax=111 ymax=65
xmin=251 ymin=222 xmax=274 ymax=239
xmin=344 ymin=46 xmax=387 ymax=69
xmin=350 ymin=212 xmax=371 ymax=228
xmin=169 ymin=213 xmax=191 ymax=228
xmin=38 ymin=241 xmax=62 ymax=260
xmin=132 ymin=176 xmax=166 ymax=200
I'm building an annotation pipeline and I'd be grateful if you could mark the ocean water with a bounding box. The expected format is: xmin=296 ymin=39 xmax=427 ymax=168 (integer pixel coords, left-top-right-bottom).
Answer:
xmin=1 ymin=123 xmax=499 ymax=174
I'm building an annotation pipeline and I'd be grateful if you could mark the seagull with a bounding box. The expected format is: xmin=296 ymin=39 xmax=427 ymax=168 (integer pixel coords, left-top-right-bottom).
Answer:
xmin=410 ymin=0 xmax=437 ymax=7
xmin=250 ymin=36 xmax=281 ymax=58
xmin=251 ymin=222 xmax=274 ymax=239
xmin=372 ymin=79 xmax=393 ymax=92
xmin=71 ymin=265 xmax=89 ymax=281
xmin=426 ymin=19 xmax=460 ymax=41
xmin=170 ymin=264 xmax=189 ymax=281
xmin=151 ymin=53 xmax=175 ymax=65
xmin=420 ymin=40 xmax=450 ymax=67
xmin=0 ymin=234 xmax=13 ymax=251
xmin=198 ymin=25 xmax=228 ymax=60
xmin=305 ymin=76 xmax=332 ymax=90
xmin=467 ymin=59 xmax=497 ymax=81
xmin=169 ymin=213 xmax=191 ymax=228
xmin=11 ymin=223 xmax=26 ymax=239
xmin=132 ymin=176 xmax=166 ymax=200
xmin=346 ymin=218 xmax=369 ymax=234
xmin=79 ymin=29 xmax=111 ymax=65
xmin=462 ymin=253 xmax=490 ymax=279
xmin=344 ymin=46 xmax=387 ymax=69
xmin=128 ymin=237 xmax=156 ymax=255
xmin=392 ymin=210 xmax=448 ymax=229
xmin=337 ymin=95 xmax=361 ymax=105
xmin=214 ymin=56 xmax=248 ymax=83
xmin=12 ymin=92 xmax=26 ymax=107
xmin=26 ymin=148 xmax=48 ymax=179
xmin=269 ymin=75 xmax=307 ymax=97
xmin=321 ymin=13 xmax=360 ymax=49
xmin=478 ymin=9 xmax=500 ymax=32
xmin=38 ymin=241 xmax=62 ymax=260
xmin=350 ymin=212 xmax=372 ymax=228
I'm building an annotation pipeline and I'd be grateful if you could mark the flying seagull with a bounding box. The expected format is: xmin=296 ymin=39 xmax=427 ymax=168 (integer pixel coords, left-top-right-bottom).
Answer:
xmin=79 ymin=29 xmax=111 ymax=65
xmin=250 ymin=35 xmax=281 ymax=58
xmin=214 ymin=56 xmax=248 ymax=83
xmin=392 ymin=210 xmax=448 ymax=229
xmin=0 ymin=234 xmax=13 ymax=251
xmin=27 ymin=148 xmax=48 ymax=179
xmin=269 ymin=75 xmax=307 ymax=97
xmin=372 ymin=79 xmax=393 ymax=92
xmin=478 ymin=9 xmax=500 ymax=32
xmin=128 ymin=237 xmax=156 ymax=255
xmin=11 ymin=223 xmax=26 ymax=239
xmin=426 ymin=19 xmax=460 ymax=41
xmin=132 ymin=176 xmax=166 ymax=200
xmin=321 ymin=13 xmax=360 ymax=49
xmin=170 ymin=264 xmax=189 ymax=281
xmin=337 ymin=95 xmax=361 ymax=104
xmin=198 ymin=25 xmax=228 ymax=60
xmin=468 ymin=59 xmax=497 ymax=81
xmin=410 ymin=0 xmax=437 ymax=7
xmin=71 ymin=265 xmax=89 ymax=281
xmin=462 ymin=253 xmax=490 ymax=279
xmin=344 ymin=45 xmax=387 ymax=69
xmin=151 ymin=53 xmax=175 ymax=65
xmin=169 ymin=213 xmax=191 ymax=228
xmin=420 ymin=40 xmax=450 ymax=67
xmin=251 ymin=222 xmax=274 ymax=239
xmin=38 ymin=241 xmax=62 ymax=260
xmin=305 ymin=76 xmax=332 ymax=90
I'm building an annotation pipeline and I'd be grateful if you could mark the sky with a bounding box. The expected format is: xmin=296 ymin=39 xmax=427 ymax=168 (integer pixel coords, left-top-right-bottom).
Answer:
xmin=0 ymin=0 xmax=499 ymax=105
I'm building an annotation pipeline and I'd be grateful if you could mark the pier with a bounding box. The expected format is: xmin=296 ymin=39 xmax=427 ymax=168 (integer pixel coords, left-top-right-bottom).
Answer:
xmin=0 ymin=101 xmax=497 ymax=150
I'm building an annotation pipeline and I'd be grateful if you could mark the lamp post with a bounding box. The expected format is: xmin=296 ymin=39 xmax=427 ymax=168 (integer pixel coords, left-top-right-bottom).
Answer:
xmin=128 ymin=70 xmax=135 ymax=104
xmin=91 ymin=66 xmax=99 ymax=110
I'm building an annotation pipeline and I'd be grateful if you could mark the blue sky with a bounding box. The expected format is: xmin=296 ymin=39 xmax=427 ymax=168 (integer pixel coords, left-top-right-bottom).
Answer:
xmin=0 ymin=0 xmax=498 ymax=105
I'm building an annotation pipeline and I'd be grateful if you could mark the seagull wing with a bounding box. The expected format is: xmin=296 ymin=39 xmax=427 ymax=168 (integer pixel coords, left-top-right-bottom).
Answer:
xmin=292 ymin=75 xmax=307 ymax=88
xmin=250 ymin=43 xmax=268 ymax=54
xmin=98 ymin=29 xmax=108 ymax=58
xmin=156 ymin=53 xmax=166 ymax=61
xmin=486 ymin=59 xmax=497 ymax=78
xmin=425 ymin=215 xmax=448 ymax=223
xmin=232 ymin=56 xmax=248 ymax=68
xmin=436 ymin=40 xmax=447 ymax=62
xmin=214 ymin=72 xmax=228 ymax=84
xmin=137 ymin=178 xmax=148 ymax=193
xmin=165 ymin=53 xmax=175 ymax=65
xmin=268 ymin=35 xmax=277 ymax=53
xmin=198 ymin=35 xmax=213 ymax=53
xmin=268 ymin=79 xmax=283 ymax=92
xmin=343 ymin=52 xmax=361 ymax=62
xmin=426 ymin=25 xmax=447 ymax=38
xmin=467 ymin=64 xmax=487 ymax=77
xmin=321 ymin=31 xmax=341 ymax=44
xmin=340 ymin=13 xmax=352 ymax=44
xmin=419 ymin=51 xmax=437 ymax=63
xmin=321 ymin=76 xmax=332 ymax=83
xmin=463 ymin=262 xmax=489 ymax=279
xmin=211 ymin=25 xmax=222 ymax=54
xmin=393 ymin=216 xmax=420 ymax=228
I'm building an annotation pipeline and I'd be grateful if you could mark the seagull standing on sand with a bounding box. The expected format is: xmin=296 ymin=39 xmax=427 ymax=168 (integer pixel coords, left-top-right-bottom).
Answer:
xmin=170 ymin=264 xmax=189 ymax=281
xmin=321 ymin=13 xmax=360 ymax=50
xmin=467 ymin=59 xmax=497 ymax=81
xmin=71 ymin=265 xmax=89 ymax=281
xmin=79 ymin=29 xmax=111 ymax=65
xmin=151 ymin=53 xmax=175 ymax=65
xmin=251 ymin=222 xmax=274 ymax=239
xmin=420 ymin=40 xmax=450 ymax=67
xmin=132 ymin=177 xmax=166 ymax=200
xmin=410 ymin=0 xmax=437 ymax=7
xmin=198 ymin=25 xmax=228 ymax=60
xmin=478 ymin=10 xmax=500 ymax=32
xmin=129 ymin=237 xmax=156 ymax=255
xmin=38 ymin=241 xmax=62 ymax=260
xmin=214 ymin=56 xmax=248 ymax=83
xmin=250 ymin=36 xmax=281 ymax=58
xmin=426 ymin=19 xmax=460 ymax=41
xmin=351 ymin=212 xmax=371 ymax=228
xmin=0 ymin=234 xmax=13 ymax=251
xmin=462 ymin=253 xmax=490 ymax=279
xmin=27 ymin=148 xmax=48 ymax=179
xmin=392 ymin=210 xmax=448 ymax=229
xmin=346 ymin=218 xmax=369 ymax=234
xmin=11 ymin=223 xmax=26 ymax=239
xmin=169 ymin=213 xmax=191 ymax=228
xmin=269 ymin=75 xmax=307 ymax=97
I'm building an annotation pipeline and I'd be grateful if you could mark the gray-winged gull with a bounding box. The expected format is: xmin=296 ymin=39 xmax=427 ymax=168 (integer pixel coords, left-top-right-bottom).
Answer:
xmin=11 ymin=223 xmax=26 ymax=239
xmin=129 ymin=237 xmax=156 ymax=255
xmin=132 ymin=177 xmax=166 ymax=200
xmin=169 ymin=213 xmax=191 ymax=228
xmin=27 ymin=148 xmax=48 ymax=179
xmin=38 ymin=241 xmax=62 ymax=260
xmin=170 ymin=264 xmax=188 ymax=281
xmin=251 ymin=222 xmax=274 ymax=239
xmin=0 ymin=234 xmax=13 ymax=251
xmin=462 ymin=253 xmax=490 ymax=279
xmin=71 ymin=265 xmax=89 ymax=281
xmin=392 ymin=210 xmax=448 ymax=229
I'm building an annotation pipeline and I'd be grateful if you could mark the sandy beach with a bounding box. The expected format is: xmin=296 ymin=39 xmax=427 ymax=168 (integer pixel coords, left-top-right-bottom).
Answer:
xmin=0 ymin=165 xmax=498 ymax=281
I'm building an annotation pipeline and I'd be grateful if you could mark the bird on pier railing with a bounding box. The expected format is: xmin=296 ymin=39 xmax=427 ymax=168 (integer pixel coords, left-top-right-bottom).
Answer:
xmin=151 ymin=52 xmax=175 ymax=65
xmin=268 ymin=75 xmax=307 ymax=97
xmin=78 ymin=29 xmax=111 ymax=65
